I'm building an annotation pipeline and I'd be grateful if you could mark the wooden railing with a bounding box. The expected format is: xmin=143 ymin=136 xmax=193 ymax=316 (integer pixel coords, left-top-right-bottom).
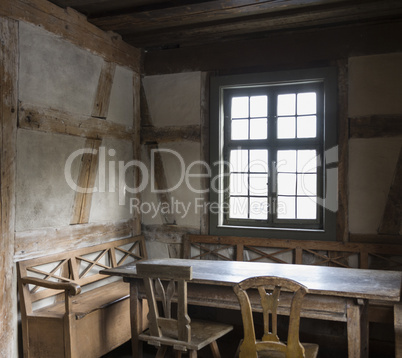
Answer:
xmin=184 ymin=234 xmax=402 ymax=271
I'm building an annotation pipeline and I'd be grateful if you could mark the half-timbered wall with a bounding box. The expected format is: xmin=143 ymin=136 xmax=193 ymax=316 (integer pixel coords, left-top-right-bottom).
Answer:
xmin=0 ymin=0 xmax=141 ymax=355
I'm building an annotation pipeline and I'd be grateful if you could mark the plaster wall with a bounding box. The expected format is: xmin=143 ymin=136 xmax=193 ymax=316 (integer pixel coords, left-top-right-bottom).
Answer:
xmin=348 ymin=53 xmax=402 ymax=234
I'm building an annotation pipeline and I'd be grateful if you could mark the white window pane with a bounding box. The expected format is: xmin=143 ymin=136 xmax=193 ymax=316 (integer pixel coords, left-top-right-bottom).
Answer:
xmin=250 ymin=174 xmax=268 ymax=196
xmin=297 ymin=92 xmax=316 ymax=115
xmin=297 ymin=150 xmax=317 ymax=173
xmin=297 ymin=197 xmax=317 ymax=219
xmin=277 ymin=196 xmax=296 ymax=219
xmin=231 ymin=119 xmax=249 ymax=140
xmin=230 ymin=173 xmax=248 ymax=195
xmin=232 ymin=96 xmax=248 ymax=118
xmin=230 ymin=197 xmax=248 ymax=219
xmin=277 ymin=173 xmax=296 ymax=195
xmin=250 ymin=197 xmax=268 ymax=220
xmin=250 ymin=118 xmax=267 ymax=139
xmin=277 ymin=150 xmax=296 ymax=172
xmin=249 ymin=150 xmax=268 ymax=172
xmin=278 ymin=117 xmax=296 ymax=139
xmin=297 ymin=173 xmax=317 ymax=196
xmin=297 ymin=116 xmax=317 ymax=138
xmin=250 ymin=96 xmax=267 ymax=117
xmin=277 ymin=94 xmax=295 ymax=116
xmin=230 ymin=150 xmax=248 ymax=172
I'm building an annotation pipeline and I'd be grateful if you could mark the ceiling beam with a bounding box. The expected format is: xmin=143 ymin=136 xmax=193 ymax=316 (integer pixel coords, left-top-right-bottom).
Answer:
xmin=91 ymin=0 xmax=349 ymax=34
xmin=123 ymin=0 xmax=402 ymax=48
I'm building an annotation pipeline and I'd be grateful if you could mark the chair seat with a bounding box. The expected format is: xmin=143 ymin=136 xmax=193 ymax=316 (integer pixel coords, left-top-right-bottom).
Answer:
xmin=256 ymin=342 xmax=319 ymax=358
xmin=139 ymin=319 xmax=233 ymax=351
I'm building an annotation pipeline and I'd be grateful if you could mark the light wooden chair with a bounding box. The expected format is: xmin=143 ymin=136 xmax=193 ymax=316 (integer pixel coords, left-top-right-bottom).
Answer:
xmin=136 ymin=263 xmax=233 ymax=358
xmin=233 ymin=276 xmax=319 ymax=358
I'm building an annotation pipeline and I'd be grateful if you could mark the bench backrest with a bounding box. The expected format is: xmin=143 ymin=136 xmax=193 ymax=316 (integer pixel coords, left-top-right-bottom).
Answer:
xmin=17 ymin=236 xmax=147 ymax=305
xmin=184 ymin=234 xmax=402 ymax=270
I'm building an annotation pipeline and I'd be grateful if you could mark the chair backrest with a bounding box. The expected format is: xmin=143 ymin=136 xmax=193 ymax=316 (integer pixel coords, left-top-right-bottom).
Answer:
xmin=136 ymin=263 xmax=193 ymax=343
xmin=233 ymin=276 xmax=308 ymax=358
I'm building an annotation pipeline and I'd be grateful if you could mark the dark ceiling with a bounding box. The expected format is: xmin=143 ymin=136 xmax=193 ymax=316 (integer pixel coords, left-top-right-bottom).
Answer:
xmin=48 ymin=0 xmax=402 ymax=51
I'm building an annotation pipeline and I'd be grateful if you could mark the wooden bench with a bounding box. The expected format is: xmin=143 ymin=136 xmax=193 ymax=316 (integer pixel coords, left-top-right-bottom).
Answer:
xmin=17 ymin=235 xmax=147 ymax=358
xmin=183 ymin=234 xmax=402 ymax=325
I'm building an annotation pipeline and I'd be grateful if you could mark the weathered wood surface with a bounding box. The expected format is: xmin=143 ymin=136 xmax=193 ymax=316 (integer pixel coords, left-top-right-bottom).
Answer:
xmin=15 ymin=219 xmax=133 ymax=261
xmin=141 ymin=124 xmax=201 ymax=143
xmin=184 ymin=234 xmax=402 ymax=271
xmin=0 ymin=0 xmax=141 ymax=72
xmin=350 ymin=115 xmax=402 ymax=139
xmin=337 ymin=59 xmax=349 ymax=242
xmin=0 ymin=16 xmax=18 ymax=358
xmin=104 ymin=258 xmax=402 ymax=302
xmin=103 ymin=258 xmax=401 ymax=358
xmin=19 ymin=102 xmax=133 ymax=140
xmin=18 ymin=236 xmax=147 ymax=358
xmin=70 ymin=138 xmax=102 ymax=225
xmin=91 ymin=61 xmax=116 ymax=119
xmin=395 ymin=304 xmax=402 ymax=358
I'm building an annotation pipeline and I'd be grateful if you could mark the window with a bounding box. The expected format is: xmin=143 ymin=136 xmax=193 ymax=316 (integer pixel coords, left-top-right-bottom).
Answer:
xmin=210 ymin=68 xmax=337 ymax=240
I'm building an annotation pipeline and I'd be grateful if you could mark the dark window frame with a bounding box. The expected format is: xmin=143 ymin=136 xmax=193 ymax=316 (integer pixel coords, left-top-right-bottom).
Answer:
xmin=209 ymin=67 xmax=338 ymax=241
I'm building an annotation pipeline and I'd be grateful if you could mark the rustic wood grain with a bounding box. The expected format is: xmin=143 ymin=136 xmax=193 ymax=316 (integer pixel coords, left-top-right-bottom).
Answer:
xmin=141 ymin=124 xmax=201 ymax=144
xmin=91 ymin=61 xmax=116 ymax=119
xmin=0 ymin=17 xmax=18 ymax=358
xmin=15 ymin=219 xmax=134 ymax=261
xmin=0 ymin=0 xmax=141 ymax=72
xmin=70 ymin=138 xmax=102 ymax=225
xmin=19 ymin=102 xmax=133 ymax=140
xmin=350 ymin=115 xmax=402 ymax=138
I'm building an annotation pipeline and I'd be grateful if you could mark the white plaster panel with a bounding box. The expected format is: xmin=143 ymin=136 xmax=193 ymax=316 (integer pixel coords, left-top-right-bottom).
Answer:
xmin=19 ymin=22 xmax=102 ymax=115
xmin=140 ymin=142 xmax=202 ymax=228
xmin=89 ymin=138 xmax=134 ymax=223
xmin=143 ymin=72 xmax=201 ymax=126
xmin=349 ymin=53 xmax=402 ymax=117
xmin=107 ymin=65 xmax=134 ymax=126
xmin=16 ymin=130 xmax=85 ymax=231
xmin=348 ymin=137 xmax=402 ymax=234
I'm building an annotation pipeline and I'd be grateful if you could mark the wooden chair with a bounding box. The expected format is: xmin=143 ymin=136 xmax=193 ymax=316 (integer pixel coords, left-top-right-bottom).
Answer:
xmin=136 ymin=263 xmax=233 ymax=358
xmin=233 ymin=276 xmax=319 ymax=358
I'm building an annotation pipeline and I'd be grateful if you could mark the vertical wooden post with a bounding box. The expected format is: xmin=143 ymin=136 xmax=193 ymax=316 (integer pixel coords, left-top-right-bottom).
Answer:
xmin=337 ymin=59 xmax=350 ymax=243
xmin=133 ymin=72 xmax=142 ymax=235
xmin=130 ymin=282 xmax=144 ymax=358
xmin=395 ymin=303 xmax=402 ymax=358
xmin=347 ymin=299 xmax=369 ymax=358
xmin=0 ymin=16 xmax=18 ymax=358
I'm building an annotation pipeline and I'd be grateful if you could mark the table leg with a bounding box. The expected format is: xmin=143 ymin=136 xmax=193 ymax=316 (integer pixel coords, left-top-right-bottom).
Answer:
xmin=130 ymin=282 xmax=143 ymax=358
xmin=394 ymin=303 xmax=402 ymax=358
xmin=346 ymin=298 xmax=369 ymax=358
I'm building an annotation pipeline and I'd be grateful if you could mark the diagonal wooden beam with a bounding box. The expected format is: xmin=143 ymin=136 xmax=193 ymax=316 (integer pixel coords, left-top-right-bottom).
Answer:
xmin=378 ymin=145 xmax=402 ymax=235
xmin=70 ymin=138 xmax=102 ymax=225
xmin=91 ymin=61 xmax=116 ymax=119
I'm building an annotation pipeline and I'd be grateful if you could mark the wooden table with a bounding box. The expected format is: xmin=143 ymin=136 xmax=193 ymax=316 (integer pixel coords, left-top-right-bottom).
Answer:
xmin=101 ymin=258 xmax=402 ymax=358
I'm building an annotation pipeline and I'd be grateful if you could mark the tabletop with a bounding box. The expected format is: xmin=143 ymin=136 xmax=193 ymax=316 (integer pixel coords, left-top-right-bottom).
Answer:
xmin=101 ymin=258 xmax=402 ymax=302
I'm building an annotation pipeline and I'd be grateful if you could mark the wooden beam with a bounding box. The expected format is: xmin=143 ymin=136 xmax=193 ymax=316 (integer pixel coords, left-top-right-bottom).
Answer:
xmin=378 ymin=145 xmax=402 ymax=235
xmin=0 ymin=17 xmax=18 ymax=358
xmin=141 ymin=125 xmax=201 ymax=144
xmin=91 ymin=61 xmax=116 ymax=119
xmin=350 ymin=233 xmax=402 ymax=245
xmin=349 ymin=115 xmax=402 ymax=138
xmin=125 ymin=0 xmax=402 ymax=48
xmin=70 ymin=139 xmax=102 ymax=225
xmin=337 ymin=60 xmax=349 ymax=243
xmin=144 ymin=20 xmax=402 ymax=75
xmin=15 ymin=219 xmax=133 ymax=261
xmin=132 ymin=72 xmax=142 ymax=235
xmin=19 ymin=103 xmax=133 ymax=140
xmin=0 ymin=0 xmax=141 ymax=72
xmin=91 ymin=0 xmax=348 ymax=34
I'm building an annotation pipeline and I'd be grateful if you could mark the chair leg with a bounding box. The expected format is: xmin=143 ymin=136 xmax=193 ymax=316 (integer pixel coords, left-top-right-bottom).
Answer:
xmin=188 ymin=350 xmax=197 ymax=358
xmin=155 ymin=346 xmax=168 ymax=358
xmin=210 ymin=341 xmax=222 ymax=358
